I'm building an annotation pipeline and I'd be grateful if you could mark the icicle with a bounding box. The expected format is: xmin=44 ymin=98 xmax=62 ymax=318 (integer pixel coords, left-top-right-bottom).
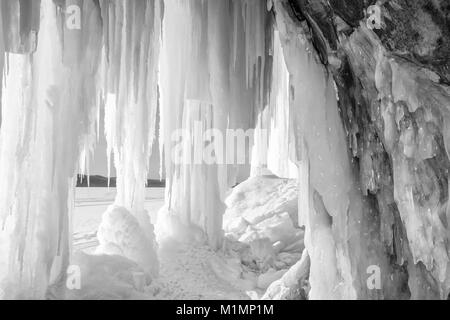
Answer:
xmin=0 ymin=0 xmax=102 ymax=299
xmin=98 ymin=1 xmax=161 ymax=272
xmin=158 ymin=0 xmax=270 ymax=249
xmin=0 ymin=5 xmax=4 ymax=127
xmin=251 ymin=29 xmax=296 ymax=179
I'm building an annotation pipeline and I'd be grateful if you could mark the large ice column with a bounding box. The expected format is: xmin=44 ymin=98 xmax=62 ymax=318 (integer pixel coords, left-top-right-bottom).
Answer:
xmin=100 ymin=0 xmax=162 ymax=244
xmin=271 ymin=5 xmax=354 ymax=298
xmin=159 ymin=0 xmax=269 ymax=249
xmin=0 ymin=0 xmax=102 ymax=299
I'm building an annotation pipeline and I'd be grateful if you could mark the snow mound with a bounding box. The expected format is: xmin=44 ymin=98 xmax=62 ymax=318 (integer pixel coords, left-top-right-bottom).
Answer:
xmin=48 ymin=251 xmax=151 ymax=300
xmin=96 ymin=205 xmax=159 ymax=278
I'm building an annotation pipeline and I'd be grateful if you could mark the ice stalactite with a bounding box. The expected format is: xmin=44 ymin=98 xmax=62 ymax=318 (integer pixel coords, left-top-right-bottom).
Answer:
xmin=158 ymin=0 xmax=270 ymax=249
xmin=99 ymin=1 xmax=161 ymax=262
xmin=0 ymin=4 xmax=4 ymax=126
xmin=0 ymin=0 xmax=102 ymax=299
xmin=1 ymin=0 xmax=40 ymax=54
xmin=251 ymin=29 xmax=297 ymax=179
xmin=0 ymin=0 xmax=41 ymax=127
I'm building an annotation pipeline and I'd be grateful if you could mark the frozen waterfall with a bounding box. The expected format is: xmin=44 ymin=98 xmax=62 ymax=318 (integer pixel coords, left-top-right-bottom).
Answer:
xmin=0 ymin=0 xmax=449 ymax=301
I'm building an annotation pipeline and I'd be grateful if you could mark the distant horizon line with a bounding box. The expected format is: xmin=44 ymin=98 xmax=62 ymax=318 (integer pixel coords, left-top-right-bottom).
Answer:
xmin=76 ymin=174 xmax=166 ymax=188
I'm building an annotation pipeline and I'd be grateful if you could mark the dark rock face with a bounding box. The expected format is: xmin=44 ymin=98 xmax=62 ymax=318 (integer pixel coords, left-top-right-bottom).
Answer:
xmin=328 ymin=0 xmax=371 ymax=27
xmin=289 ymin=0 xmax=450 ymax=81
xmin=275 ymin=0 xmax=450 ymax=299
xmin=376 ymin=0 xmax=450 ymax=84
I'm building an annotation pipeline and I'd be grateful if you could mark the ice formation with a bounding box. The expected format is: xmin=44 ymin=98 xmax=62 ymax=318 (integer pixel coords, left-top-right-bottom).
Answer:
xmin=251 ymin=30 xmax=297 ymax=179
xmin=95 ymin=1 xmax=163 ymax=278
xmin=159 ymin=0 xmax=270 ymax=249
xmin=96 ymin=205 xmax=158 ymax=277
xmin=268 ymin=0 xmax=450 ymax=300
xmin=100 ymin=0 xmax=161 ymax=232
xmin=262 ymin=248 xmax=310 ymax=300
xmin=0 ymin=0 xmax=102 ymax=298
xmin=0 ymin=0 xmax=449 ymax=300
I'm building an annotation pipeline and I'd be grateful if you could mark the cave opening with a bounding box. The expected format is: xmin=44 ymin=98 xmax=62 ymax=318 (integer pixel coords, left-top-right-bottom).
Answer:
xmin=0 ymin=0 xmax=449 ymax=301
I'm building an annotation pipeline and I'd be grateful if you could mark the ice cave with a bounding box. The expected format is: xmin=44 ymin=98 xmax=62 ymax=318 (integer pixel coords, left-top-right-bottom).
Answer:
xmin=0 ymin=0 xmax=449 ymax=301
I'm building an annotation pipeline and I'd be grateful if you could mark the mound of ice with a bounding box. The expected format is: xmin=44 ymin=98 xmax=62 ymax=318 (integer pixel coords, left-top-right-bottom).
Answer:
xmin=223 ymin=174 xmax=306 ymax=292
xmin=96 ymin=205 xmax=159 ymax=278
xmin=225 ymin=174 xmax=299 ymax=230
xmin=224 ymin=175 xmax=303 ymax=254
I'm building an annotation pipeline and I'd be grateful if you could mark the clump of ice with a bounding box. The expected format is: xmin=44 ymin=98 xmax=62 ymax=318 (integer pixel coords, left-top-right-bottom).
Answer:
xmin=224 ymin=175 xmax=303 ymax=252
xmin=96 ymin=205 xmax=159 ymax=278
xmin=221 ymin=174 xmax=305 ymax=293
xmin=225 ymin=174 xmax=299 ymax=230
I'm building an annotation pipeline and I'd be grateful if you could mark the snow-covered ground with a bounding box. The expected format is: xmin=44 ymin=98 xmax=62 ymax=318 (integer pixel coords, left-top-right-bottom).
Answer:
xmin=73 ymin=187 xmax=249 ymax=300
xmin=3 ymin=175 xmax=304 ymax=300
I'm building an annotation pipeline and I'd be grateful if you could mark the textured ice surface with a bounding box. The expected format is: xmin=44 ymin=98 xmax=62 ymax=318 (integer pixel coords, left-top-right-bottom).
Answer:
xmin=251 ymin=30 xmax=297 ymax=179
xmin=97 ymin=205 xmax=159 ymax=277
xmin=262 ymin=249 xmax=310 ymax=300
xmin=225 ymin=174 xmax=298 ymax=228
xmin=222 ymin=174 xmax=304 ymax=293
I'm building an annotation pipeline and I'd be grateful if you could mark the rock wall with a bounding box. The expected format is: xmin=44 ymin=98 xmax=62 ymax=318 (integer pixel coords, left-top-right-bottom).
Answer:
xmin=272 ymin=0 xmax=450 ymax=299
